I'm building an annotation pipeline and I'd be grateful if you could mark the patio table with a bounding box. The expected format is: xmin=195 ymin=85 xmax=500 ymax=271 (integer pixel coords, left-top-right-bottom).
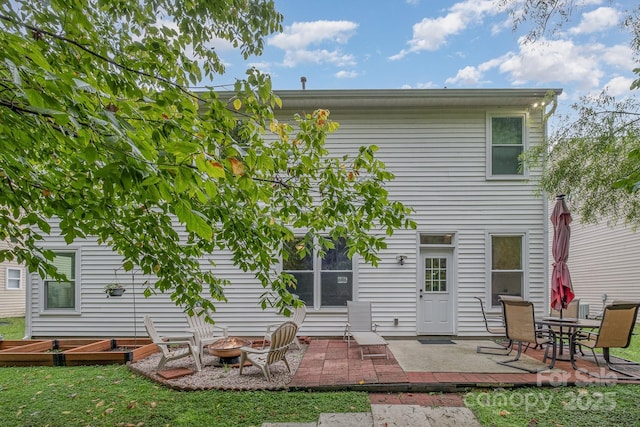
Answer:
xmin=535 ymin=317 xmax=600 ymax=361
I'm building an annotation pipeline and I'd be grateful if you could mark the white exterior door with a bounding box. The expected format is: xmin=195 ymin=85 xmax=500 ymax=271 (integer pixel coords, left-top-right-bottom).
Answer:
xmin=417 ymin=249 xmax=454 ymax=334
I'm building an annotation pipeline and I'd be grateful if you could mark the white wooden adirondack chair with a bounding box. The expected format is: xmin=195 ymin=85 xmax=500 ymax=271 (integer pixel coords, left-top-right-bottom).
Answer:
xmin=186 ymin=307 xmax=229 ymax=365
xmin=144 ymin=315 xmax=201 ymax=372
xmin=239 ymin=321 xmax=298 ymax=381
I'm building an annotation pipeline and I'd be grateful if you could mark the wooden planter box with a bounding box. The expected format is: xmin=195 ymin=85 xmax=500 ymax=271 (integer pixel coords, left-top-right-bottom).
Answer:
xmin=0 ymin=339 xmax=78 ymax=366
xmin=0 ymin=339 xmax=157 ymax=366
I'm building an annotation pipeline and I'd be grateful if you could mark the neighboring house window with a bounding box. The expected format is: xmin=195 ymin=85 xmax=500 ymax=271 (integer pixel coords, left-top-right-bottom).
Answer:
xmin=44 ymin=252 xmax=77 ymax=311
xmin=6 ymin=268 xmax=22 ymax=290
xmin=487 ymin=114 xmax=526 ymax=178
xmin=490 ymin=234 xmax=524 ymax=307
xmin=283 ymin=236 xmax=353 ymax=308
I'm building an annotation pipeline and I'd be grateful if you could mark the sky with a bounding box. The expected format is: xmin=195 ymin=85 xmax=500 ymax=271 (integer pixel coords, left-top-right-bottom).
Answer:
xmin=211 ymin=0 xmax=637 ymax=123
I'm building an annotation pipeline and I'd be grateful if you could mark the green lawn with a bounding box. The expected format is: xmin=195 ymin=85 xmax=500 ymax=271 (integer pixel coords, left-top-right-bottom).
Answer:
xmin=0 ymin=365 xmax=370 ymax=426
xmin=0 ymin=316 xmax=24 ymax=339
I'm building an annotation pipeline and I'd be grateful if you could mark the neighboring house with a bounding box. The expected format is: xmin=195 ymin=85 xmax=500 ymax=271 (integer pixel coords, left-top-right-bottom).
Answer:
xmin=0 ymin=240 xmax=26 ymax=318
xmin=26 ymin=88 xmax=561 ymax=338
xmin=563 ymin=212 xmax=640 ymax=318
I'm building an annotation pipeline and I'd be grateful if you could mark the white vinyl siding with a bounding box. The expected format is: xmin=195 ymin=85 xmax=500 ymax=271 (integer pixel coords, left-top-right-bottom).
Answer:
xmin=28 ymin=89 xmax=553 ymax=338
xmin=560 ymin=213 xmax=640 ymax=319
xmin=0 ymin=240 xmax=26 ymax=317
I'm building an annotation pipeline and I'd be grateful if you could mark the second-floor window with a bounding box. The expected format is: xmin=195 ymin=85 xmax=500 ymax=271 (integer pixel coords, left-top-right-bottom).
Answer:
xmin=488 ymin=114 xmax=526 ymax=178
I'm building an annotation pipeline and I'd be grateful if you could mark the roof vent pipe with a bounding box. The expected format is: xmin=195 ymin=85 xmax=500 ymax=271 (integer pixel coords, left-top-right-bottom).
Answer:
xmin=301 ymin=76 xmax=307 ymax=90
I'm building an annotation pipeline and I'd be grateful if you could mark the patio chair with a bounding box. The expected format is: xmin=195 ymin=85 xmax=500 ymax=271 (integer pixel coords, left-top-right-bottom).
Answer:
xmin=497 ymin=300 xmax=557 ymax=373
xmin=186 ymin=307 xmax=229 ymax=365
xmin=239 ymin=321 xmax=298 ymax=381
xmin=498 ymin=295 xmax=523 ymax=302
xmin=262 ymin=305 xmax=306 ymax=350
xmin=569 ymin=300 xmax=640 ymax=380
xmin=474 ymin=296 xmax=512 ymax=355
xmin=343 ymin=300 xmax=388 ymax=359
xmin=143 ymin=315 xmax=201 ymax=372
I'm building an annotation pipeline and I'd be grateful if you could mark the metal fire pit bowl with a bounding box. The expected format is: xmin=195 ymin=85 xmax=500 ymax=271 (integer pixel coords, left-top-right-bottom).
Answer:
xmin=208 ymin=337 xmax=251 ymax=360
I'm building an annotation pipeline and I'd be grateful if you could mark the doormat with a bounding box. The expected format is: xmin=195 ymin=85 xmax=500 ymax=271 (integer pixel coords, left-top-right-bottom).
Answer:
xmin=417 ymin=339 xmax=455 ymax=344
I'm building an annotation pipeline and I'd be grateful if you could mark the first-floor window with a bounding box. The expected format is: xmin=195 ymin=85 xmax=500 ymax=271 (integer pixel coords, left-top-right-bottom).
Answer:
xmin=490 ymin=234 xmax=523 ymax=307
xmin=44 ymin=252 xmax=77 ymax=310
xmin=6 ymin=268 xmax=22 ymax=289
xmin=283 ymin=236 xmax=353 ymax=308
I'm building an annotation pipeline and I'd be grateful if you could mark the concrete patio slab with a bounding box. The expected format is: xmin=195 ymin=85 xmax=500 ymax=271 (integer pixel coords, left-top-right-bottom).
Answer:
xmin=387 ymin=339 xmax=558 ymax=373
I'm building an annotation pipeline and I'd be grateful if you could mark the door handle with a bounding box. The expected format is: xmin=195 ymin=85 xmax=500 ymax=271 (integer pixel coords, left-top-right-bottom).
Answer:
xmin=419 ymin=289 xmax=423 ymax=299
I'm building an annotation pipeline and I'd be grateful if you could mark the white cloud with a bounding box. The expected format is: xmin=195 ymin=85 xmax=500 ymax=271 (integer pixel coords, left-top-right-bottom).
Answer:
xmin=335 ymin=70 xmax=359 ymax=79
xmin=603 ymin=76 xmax=634 ymax=97
xmin=498 ymin=37 xmax=604 ymax=88
xmin=445 ymin=57 xmax=504 ymax=86
xmin=269 ymin=20 xmax=357 ymax=50
xmin=268 ymin=20 xmax=358 ymax=68
xmin=390 ymin=0 xmax=501 ymax=60
xmin=445 ymin=66 xmax=484 ymax=85
xmin=447 ymin=35 xmax=630 ymax=92
xmin=569 ymin=7 xmax=622 ymax=34
xmin=598 ymin=44 xmax=635 ymax=70
xmin=401 ymin=81 xmax=439 ymax=89
xmin=282 ymin=49 xmax=355 ymax=68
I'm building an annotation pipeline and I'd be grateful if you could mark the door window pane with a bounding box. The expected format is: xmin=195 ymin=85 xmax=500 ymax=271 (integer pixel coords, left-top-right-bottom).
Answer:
xmin=425 ymin=257 xmax=447 ymax=292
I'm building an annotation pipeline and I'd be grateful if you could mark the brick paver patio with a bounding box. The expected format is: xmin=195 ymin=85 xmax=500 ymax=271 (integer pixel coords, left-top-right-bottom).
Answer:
xmin=289 ymin=339 xmax=640 ymax=391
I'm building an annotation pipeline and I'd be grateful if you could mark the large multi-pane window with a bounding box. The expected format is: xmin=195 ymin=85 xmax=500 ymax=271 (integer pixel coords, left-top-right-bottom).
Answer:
xmin=283 ymin=236 xmax=353 ymax=308
xmin=488 ymin=114 xmax=526 ymax=177
xmin=490 ymin=235 xmax=523 ymax=307
xmin=44 ymin=252 xmax=77 ymax=311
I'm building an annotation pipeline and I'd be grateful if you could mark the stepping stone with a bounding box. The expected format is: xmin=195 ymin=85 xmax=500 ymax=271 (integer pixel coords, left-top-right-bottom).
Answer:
xmin=424 ymin=407 xmax=481 ymax=427
xmin=371 ymin=404 xmax=431 ymax=427
xmin=318 ymin=412 xmax=373 ymax=426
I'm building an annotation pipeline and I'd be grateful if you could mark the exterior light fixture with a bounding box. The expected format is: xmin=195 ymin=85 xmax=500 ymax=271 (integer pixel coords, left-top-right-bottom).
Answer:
xmin=396 ymin=254 xmax=408 ymax=265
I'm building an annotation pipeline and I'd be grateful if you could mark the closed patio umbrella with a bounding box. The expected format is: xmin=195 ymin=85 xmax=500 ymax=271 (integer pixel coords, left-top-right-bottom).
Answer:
xmin=550 ymin=195 xmax=575 ymax=314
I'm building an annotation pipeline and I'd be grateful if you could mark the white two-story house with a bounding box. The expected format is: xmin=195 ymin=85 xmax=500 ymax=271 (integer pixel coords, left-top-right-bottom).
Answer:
xmin=25 ymin=88 xmax=561 ymax=339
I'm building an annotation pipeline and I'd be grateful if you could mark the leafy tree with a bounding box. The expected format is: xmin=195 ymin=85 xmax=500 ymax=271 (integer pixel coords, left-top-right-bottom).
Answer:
xmin=0 ymin=1 xmax=415 ymax=315
xmin=501 ymin=0 xmax=640 ymax=226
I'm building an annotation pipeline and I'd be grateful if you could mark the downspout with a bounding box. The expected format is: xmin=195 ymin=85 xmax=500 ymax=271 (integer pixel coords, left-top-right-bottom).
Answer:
xmin=24 ymin=270 xmax=32 ymax=339
xmin=541 ymin=102 xmax=550 ymax=314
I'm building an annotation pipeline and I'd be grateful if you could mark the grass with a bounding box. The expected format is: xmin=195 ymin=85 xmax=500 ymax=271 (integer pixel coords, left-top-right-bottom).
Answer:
xmin=0 ymin=317 xmax=25 ymax=339
xmin=0 ymin=365 xmax=370 ymax=426
xmin=466 ymin=333 xmax=640 ymax=426
xmin=466 ymin=384 xmax=640 ymax=426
